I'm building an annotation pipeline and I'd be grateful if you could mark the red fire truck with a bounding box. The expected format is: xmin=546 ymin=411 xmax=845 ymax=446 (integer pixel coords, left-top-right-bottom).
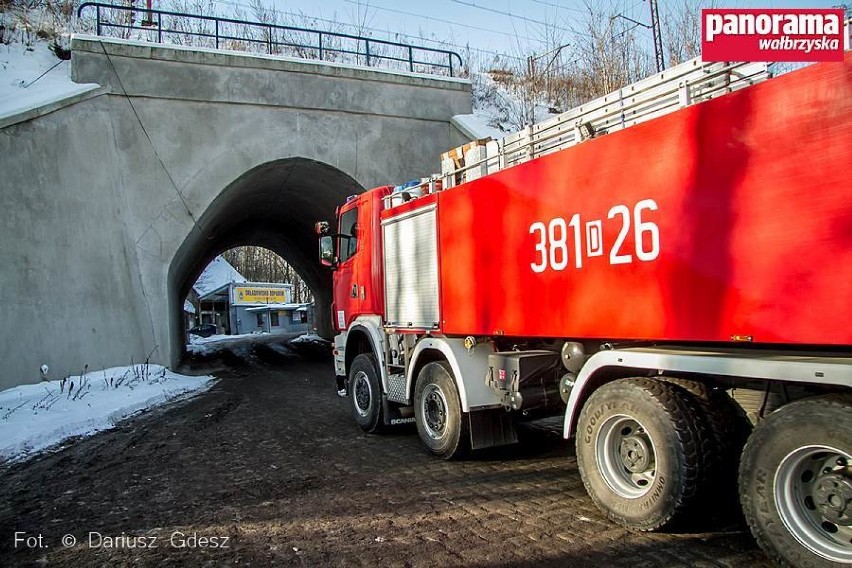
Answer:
xmin=317 ymin=54 xmax=851 ymax=566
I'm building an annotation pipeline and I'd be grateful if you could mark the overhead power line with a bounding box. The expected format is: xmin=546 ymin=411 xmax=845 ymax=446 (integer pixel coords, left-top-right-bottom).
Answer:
xmin=340 ymin=0 xmax=543 ymax=44
xmin=530 ymin=0 xmax=586 ymax=14
xmin=449 ymin=0 xmax=554 ymax=28
xmin=208 ymin=0 xmax=524 ymax=65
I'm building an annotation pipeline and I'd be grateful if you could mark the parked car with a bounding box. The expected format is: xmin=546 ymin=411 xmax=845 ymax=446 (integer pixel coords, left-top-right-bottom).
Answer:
xmin=188 ymin=323 xmax=216 ymax=338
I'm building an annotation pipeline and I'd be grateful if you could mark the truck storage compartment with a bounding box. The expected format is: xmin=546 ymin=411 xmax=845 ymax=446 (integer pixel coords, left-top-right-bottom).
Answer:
xmin=382 ymin=203 xmax=440 ymax=329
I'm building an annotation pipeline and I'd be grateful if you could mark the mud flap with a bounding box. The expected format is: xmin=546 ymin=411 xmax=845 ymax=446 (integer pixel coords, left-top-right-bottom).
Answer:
xmin=381 ymin=395 xmax=415 ymax=427
xmin=469 ymin=408 xmax=518 ymax=450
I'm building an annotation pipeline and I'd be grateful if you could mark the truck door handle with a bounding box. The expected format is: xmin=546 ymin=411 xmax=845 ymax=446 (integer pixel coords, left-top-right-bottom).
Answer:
xmin=351 ymin=284 xmax=358 ymax=298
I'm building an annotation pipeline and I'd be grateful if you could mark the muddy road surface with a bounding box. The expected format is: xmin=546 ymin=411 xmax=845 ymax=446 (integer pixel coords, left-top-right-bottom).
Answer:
xmin=0 ymin=349 xmax=772 ymax=567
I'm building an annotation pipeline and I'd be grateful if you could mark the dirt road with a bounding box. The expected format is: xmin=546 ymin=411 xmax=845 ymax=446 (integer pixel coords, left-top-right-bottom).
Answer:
xmin=0 ymin=350 xmax=772 ymax=567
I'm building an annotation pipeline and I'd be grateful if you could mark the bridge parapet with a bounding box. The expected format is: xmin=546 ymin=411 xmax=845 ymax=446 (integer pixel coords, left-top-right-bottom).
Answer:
xmin=76 ymin=2 xmax=464 ymax=77
xmin=71 ymin=35 xmax=471 ymax=124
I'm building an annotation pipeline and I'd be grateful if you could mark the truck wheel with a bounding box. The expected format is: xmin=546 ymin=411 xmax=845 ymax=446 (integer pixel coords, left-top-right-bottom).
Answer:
xmin=660 ymin=378 xmax=752 ymax=522
xmin=414 ymin=361 xmax=468 ymax=460
xmin=348 ymin=353 xmax=385 ymax=433
xmin=740 ymin=394 xmax=852 ymax=567
xmin=575 ymin=377 xmax=704 ymax=531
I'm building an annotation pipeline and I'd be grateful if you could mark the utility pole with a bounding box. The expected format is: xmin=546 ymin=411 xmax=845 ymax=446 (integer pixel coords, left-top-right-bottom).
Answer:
xmin=648 ymin=0 xmax=665 ymax=74
xmin=613 ymin=1 xmax=665 ymax=73
xmin=525 ymin=43 xmax=571 ymax=125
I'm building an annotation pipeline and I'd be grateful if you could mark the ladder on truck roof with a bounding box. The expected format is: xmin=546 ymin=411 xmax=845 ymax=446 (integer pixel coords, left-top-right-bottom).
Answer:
xmin=436 ymin=57 xmax=770 ymax=191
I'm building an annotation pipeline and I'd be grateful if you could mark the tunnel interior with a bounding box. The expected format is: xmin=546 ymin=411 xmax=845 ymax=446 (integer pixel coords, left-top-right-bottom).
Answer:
xmin=168 ymin=157 xmax=364 ymax=362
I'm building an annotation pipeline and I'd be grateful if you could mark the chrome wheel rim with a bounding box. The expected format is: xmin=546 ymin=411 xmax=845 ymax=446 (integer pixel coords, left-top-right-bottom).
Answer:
xmin=596 ymin=414 xmax=657 ymax=498
xmin=775 ymin=445 xmax=852 ymax=562
xmin=421 ymin=384 xmax=448 ymax=439
xmin=352 ymin=371 xmax=372 ymax=417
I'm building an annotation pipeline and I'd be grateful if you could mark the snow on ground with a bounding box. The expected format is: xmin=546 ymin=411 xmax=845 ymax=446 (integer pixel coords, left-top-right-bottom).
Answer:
xmin=290 ymin=333 xmax=329 ymax=345
xmin=0 ymin=42 xmax=99 ymax=120
xmin=0 ymin=364 xmax=216 ymax=463
xmin=452 ymin=112 xmax=506 ymax=141
xmin=186 ymin=331 xmax=269 ymax=355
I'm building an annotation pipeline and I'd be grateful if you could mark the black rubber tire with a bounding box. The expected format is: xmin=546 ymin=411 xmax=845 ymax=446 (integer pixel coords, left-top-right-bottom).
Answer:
xmin=575 ymin=377 xmax=705 ymax=531
xmin=348 ymin=353 xmax=385 ymax=433
xmin=739 ymin=394 xmax=852 ymax=568
xmin=659 ymin=377 xmax=752 ymax=522
xmin=414 ymin=361 xmax=468 ymax=460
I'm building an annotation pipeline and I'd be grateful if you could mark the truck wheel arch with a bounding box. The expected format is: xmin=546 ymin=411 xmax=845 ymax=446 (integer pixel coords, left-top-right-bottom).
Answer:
xmin=563 ymin=347 xmax=852 ymax=440
xmin=563 ymin=364 xmax=644 ymax=439
xmin=344 ymin=317 xmax=388 ymax=390
xmin=408 ymin=348 xmax=447 ymax=400
xmin=344 ymin=329 xmax=373 ymax=374
xmin=406 ymin=337 xmax=503 ymax=412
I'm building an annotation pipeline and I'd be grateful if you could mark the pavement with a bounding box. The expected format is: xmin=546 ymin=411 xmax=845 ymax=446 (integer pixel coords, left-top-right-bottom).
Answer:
xmin=0 ymin=351 xmax=774 ymax=567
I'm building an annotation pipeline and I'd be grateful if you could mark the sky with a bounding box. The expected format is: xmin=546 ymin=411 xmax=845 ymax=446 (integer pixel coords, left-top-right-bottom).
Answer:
xmin=201 ymin=0 xmax=843 ymax=64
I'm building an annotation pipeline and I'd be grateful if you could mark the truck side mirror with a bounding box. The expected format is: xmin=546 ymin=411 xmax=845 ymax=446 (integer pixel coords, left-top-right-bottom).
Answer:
xmin=319 ymin=235 xmax=336 ymax=267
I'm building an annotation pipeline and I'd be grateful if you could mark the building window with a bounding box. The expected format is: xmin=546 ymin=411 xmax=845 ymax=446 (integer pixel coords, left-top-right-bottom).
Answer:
xmin=300 ymin=311 xmax=308 ymax=324
xmin=256 ymin=313 xmax=264 ymax=327
xmin=270 ymin=312 xmax=280 ymax=327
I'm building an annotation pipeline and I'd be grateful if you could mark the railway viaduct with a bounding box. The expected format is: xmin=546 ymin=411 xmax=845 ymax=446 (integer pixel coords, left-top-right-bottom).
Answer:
xmin=0 ymin=36 xmax=471 ymax=389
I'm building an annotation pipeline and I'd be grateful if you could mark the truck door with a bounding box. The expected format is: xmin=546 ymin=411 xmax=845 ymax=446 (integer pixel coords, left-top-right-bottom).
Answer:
xmin=334 ymin=204 xmax=360 ymax=331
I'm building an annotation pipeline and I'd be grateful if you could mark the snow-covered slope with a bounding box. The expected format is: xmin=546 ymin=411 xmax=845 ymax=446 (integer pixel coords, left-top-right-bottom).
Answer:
xmin=0 ymin=41 xmax=99 ymax=121
xmin=0 ymin=365 xmax=215 ymax=463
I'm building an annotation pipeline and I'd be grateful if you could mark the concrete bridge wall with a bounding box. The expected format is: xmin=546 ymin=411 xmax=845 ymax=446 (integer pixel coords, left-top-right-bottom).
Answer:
xmin=0 ymin=36 xmax=471 ymax=390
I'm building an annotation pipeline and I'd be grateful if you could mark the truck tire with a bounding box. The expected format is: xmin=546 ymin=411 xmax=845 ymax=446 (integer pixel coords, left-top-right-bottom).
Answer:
xmin=414 ymin=361 xmax=468 ymax=460
xmin=659 ymin=377 xmax=752 ymax=523
xmin=348 ymin=353 xmax=385 ymax=433
xmin=739 ymin=394 xmax=852 ymax=567
xmin=575 ymin=377 xmax=704 ymax=531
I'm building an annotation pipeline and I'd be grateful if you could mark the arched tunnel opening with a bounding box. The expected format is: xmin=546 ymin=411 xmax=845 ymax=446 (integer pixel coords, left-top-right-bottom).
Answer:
xmin=185 ymin=246 xmax=314 ymax=337
xmin=168 ymin=157 xmax=364 ymax=365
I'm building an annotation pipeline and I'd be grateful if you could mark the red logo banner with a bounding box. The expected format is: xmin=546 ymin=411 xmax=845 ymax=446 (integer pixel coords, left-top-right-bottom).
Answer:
xmin=702 ymin=8 xmax=845 ymax=62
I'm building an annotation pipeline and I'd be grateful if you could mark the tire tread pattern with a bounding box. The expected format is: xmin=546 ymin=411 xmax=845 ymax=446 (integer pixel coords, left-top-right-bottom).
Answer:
xmin=739 ymin=393 xmax=852 ymax=568
xmin=577 ymin=377 xmax=707 ymax=531
xmin=660 ymin=378 xmax=752 ymax=522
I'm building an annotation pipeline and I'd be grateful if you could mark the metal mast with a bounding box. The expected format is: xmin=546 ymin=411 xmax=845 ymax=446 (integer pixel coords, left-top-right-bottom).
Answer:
xmin=648 ymin=0 xmax=665 ymax=73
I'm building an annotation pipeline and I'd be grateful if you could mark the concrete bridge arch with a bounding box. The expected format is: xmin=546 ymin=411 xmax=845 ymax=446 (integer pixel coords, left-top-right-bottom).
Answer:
xmin=0 ymin=36 xmax=470 ymax=389
xmin=170 ymin=157 xmax=363 ymax=359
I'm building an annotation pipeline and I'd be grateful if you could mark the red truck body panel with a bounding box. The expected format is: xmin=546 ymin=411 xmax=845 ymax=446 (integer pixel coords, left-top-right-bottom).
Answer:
xmin=431 ymin=57 xmax=851 ymax=345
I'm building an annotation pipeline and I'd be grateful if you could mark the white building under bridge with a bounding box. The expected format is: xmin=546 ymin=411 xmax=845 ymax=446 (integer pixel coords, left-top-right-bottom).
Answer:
xmin=198 ymin=282 xmax=313 ymax=335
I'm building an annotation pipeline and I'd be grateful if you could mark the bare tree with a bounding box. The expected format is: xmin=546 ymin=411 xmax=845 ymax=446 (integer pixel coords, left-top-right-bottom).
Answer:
xmin=664 ymin=0 xmax=714 ymax=66
xmin=222 ymin=247 xmax=314 ymax=304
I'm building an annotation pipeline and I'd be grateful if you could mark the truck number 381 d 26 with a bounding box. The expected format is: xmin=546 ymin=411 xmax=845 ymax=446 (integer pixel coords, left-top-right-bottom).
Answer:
xmin=529 ymin=198 xmax=660 ymax=272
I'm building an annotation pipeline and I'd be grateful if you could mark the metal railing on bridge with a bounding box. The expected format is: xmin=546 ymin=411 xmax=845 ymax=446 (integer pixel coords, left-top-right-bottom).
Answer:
xmin=76 ymin=2 xmax=464 ymax=77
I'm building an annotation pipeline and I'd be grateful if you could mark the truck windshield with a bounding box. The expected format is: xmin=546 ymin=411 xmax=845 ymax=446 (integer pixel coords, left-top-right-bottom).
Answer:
xmin=338 ymin=207 xmax=358 ymax=263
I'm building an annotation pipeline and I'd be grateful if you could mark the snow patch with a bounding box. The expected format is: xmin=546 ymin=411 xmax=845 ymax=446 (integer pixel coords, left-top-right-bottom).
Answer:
xmin=290 ymin=333 xmax=328 ymax=345
xmin=193 ymin=256 xmax=245 ymax=297
xmin=452 ymin=113 xmax=505 ymax=141
xmin=0 ymin=365 xmax=216 ymax=463
xmin=0 ymin=42 xmax=99 ymax=121
xmin=186 ymin=332 xmax=268 ymax=356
